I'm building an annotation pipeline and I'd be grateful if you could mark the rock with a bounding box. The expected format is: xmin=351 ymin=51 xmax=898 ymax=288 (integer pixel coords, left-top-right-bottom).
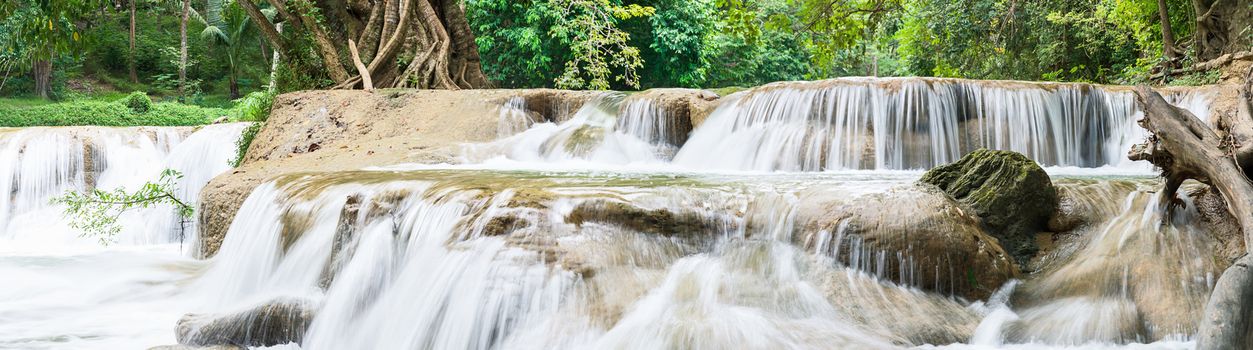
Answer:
xmin=176 ymin=298 xmax=316 ymax=347
xmin=920 ymin=149 xmax=1058 ymax=267
xmin=801 ymin=185 xmax=1019 ymax=300
xmin=149 ymin=345 xmax=244 ymax=350
xmin=212 ymin=116 xmax=230 ymax=124
xmin=1196 ymin=255 xmax=1253 ymax=350
xmin=566 ymin=200 xmax=718 ymax=238
xmin=1189 ymin=187 xmax=1248 ymax=263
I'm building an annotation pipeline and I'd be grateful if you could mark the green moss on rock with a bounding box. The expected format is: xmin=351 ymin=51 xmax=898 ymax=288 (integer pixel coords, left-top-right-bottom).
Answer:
xmin=566 ymin=200 xmax=713 ymax=237
xmin=920 ymin=149 xmax=1057 ymax=267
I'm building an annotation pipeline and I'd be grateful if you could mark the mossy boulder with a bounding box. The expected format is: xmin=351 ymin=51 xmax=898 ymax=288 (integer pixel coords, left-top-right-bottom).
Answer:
xmin=920 ymin=149 xmax=1057 ymax=267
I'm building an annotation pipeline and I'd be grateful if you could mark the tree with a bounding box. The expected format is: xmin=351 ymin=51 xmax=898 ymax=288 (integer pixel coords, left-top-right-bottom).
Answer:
xmin=1128 ymin=65 xmax=1253 ymax=350
xmin=1156 ymin=0 xmax=1179 ymax=62
xmin=180 ymin=0 xmax=190 ymax=100
xmin=237 ymin=0 xmax=493 ymax=90
xmin=130 ymin=0 xmax=139 ymax=83
xmin=0 ymin=0 xmax=104 ymax=99
xmin=551 ymin=0 xmax=654 ymax=89
xmin=194 ymin=0 xmax=264 ymax=98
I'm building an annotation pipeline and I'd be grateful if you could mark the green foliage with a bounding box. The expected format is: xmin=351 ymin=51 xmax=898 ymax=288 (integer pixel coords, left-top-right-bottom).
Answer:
xmin=892 ymin=0 xmax=1144 ymax=82
xmin=550 ymin=0 xmax=654 ymax=90
xmin=52 ymin=169 xmax=193 ymax=245
xmin=122 ymin=91 xmax=152 ymax=113
xmin=703 ymin=0 xmax=812 ymax=87
xmin=0 ymin=0 xmax=103 ymax=64
xmin=231 ymin=121 xmax=262 ymax=167
xmin=230 ymin=91 xmax=275 ymax=122
xmin=193 ymin=0 xmax=267 ymax=98
xmin=1168 ymin=69 xmax=1223 ymax=86
xmin=630 ymin=0 xmax=716 ymax=88
xmin=468 ymin=0 xmax=568 ymax=88
xmin=0 ymin=99 xmax=224 ymax=127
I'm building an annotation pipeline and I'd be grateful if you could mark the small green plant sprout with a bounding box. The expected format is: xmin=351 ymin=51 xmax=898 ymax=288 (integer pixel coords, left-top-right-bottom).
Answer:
xmin=53 ymin=169 xmax=193 ymax=245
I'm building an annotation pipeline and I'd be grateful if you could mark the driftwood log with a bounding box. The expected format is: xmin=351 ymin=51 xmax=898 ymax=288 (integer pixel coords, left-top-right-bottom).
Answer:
xmin=1129 ymin=64 xmax=1253 ymax=349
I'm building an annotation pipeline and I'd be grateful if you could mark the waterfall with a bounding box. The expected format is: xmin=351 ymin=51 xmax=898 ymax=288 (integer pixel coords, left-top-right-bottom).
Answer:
xmin=0 ymin=78 xmax=1224 ymax=350
xmin=674 ymin=78 xmax=1211 ymax=171
xmin=497 ymin=96 xmax=534 ymax=138
xmin=189 ymin=170 xmax=988 ymax=349
xmin=0 ymin=124 xmax=249 ymax=249
xmin=463 ymin=94 xmax=675 ymax=165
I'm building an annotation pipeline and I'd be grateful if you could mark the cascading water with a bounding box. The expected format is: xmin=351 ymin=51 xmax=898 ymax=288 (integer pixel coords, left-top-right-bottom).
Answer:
xmin=674 ymin=78 xmax=1210 ymax=171
xmin=462 ymin=93 xmax=676 ymax=165
xmin=0 ymin=124 xmax=248 ymax=349
xmin=187 ymin=171 xmax=982 ymax=350
xmin=0 ymin=78 xmax=1228 ymax=350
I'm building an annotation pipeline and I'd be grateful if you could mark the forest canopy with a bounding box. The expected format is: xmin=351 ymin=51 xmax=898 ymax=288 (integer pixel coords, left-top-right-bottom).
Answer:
xmin=0 ymin=0 xmax=1249 ymax=103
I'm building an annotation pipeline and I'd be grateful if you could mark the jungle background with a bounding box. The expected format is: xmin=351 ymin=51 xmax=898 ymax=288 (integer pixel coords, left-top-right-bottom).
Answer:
xmin=0 ymin=0 xmax=1250 ymax=126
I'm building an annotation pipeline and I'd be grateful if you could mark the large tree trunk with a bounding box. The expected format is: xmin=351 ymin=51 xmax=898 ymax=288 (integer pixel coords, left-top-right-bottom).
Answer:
xmin=1157 ymin=0 xmax=1179 ymax=62
xmin=238 ymin=0 xmax=489 ymax=90
xmin=1191 ymin=0 xmax=1233 ymax=61
xmin=129 ymin=0 xmax=138 ymax=84
xmin=32 ymin=60 xmax=52 ymax=99
xmin=239 ymin=0 xmax=287 ymax=56
xmin=267 ymin=22 xmax=283 ymax=93
xmin=1130 ymin=64 xmax=1253 ymax=350
xmin=179 ymin=0 xmax=189 ymax=100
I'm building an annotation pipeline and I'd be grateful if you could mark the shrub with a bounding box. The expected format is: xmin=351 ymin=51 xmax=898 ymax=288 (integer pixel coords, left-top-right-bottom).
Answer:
xmin=231 ymin=121 xmax=263 ymax=167
xmin=231 ymin=91 xmax=275 ymax=122
xmin=0 ymin=100 xmax=225 ymax=127
xmin=121 ymin=91 xmax=152 ymax=113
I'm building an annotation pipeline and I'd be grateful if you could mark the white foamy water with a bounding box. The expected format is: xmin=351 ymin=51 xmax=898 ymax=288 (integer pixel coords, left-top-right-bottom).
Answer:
xmin=675 ymin=79 xmax=1209 ymax=171
xmin=0 ymin=124 xmax=247 ymax=349
xmin=0 ymin=78 xmax=1225 ymax=350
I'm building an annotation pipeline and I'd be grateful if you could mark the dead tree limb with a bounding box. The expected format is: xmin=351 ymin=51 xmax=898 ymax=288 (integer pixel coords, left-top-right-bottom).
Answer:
xmin=1132 ymin=63 xmax=1253 ymax=349
xmin=1128 ymin=85 xmax=1253 ymax=241
xmin=1152 ymin=51 xmax=1253 ymax=80
xmin=348 ymin=40 xmax=373 ymax=92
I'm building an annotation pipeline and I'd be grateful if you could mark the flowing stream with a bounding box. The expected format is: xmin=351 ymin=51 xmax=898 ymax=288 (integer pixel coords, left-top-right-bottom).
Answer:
xmin=0 ymin=78 xmax=1224 ymax=349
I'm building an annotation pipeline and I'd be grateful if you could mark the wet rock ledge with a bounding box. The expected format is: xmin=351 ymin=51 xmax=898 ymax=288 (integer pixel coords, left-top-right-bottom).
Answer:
xmin=196 ymin=89 xmax=719 ymax=257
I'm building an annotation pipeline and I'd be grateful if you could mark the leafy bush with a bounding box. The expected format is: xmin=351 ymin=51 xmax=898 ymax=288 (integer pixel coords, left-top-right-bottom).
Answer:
xmin=0 ymin=99 xmax=226 ymax=127
xmin=231 ymin=91 xmax=275 ymax=122
xmin=1168 ymin=69 xmax=1223 ymax=86
xmin=231 ymin=121 xmax=262 ymax=167
xmin=121 ymin=91 xmax=152 ymax=113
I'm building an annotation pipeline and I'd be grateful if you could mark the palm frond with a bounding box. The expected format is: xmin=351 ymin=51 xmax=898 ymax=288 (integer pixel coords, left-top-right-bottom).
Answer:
xmin=199 ymin=25 xmax=229 ymax=45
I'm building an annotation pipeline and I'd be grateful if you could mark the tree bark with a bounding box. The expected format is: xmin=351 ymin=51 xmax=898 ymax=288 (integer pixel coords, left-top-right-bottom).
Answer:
xmin=437 ymin=0 xmax=489 ymax=88
xmin=239 ymin=0 xmax=288 ymax=56
xmin=129 ymin=0 xmax=138 ymax=84
xmin=1131 ymin=64 xmax=1253 ymax=350
xmin=264 ymin=0 xmax=351 ymax=82
xmin=180 ymin=0 xmax=189 ymax=100
xmin=32 ymin=60 xmax=52 ymax=99
xmin=268 ymin=22 xmax=283 ymax=92
xmin=348 ymin=39 xmax=373 ymax=91
xmin=235 ymin=0 xmax=489 ymax=90
xmin=1191 ymin=0 xmax=1232 ymax=61
xmin=1129 ymin=85 xmax=1253 ymax=239
xmin=1157 ymin=0 xmax=1179 ymax=61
